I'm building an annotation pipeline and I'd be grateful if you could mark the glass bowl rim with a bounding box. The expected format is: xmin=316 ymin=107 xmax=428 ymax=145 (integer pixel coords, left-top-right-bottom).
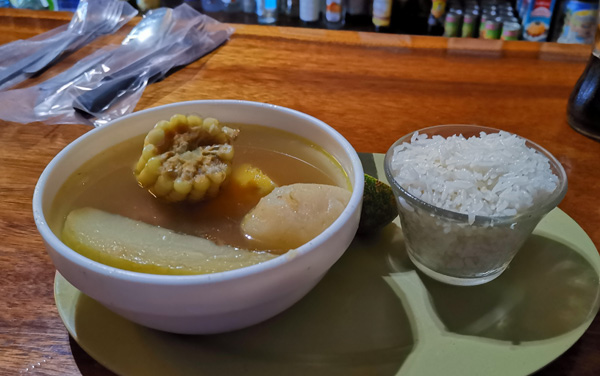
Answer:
xmin=383 ymin=124 xmax=569 ymax=225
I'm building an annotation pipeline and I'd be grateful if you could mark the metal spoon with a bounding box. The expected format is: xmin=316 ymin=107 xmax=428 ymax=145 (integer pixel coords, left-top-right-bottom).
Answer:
xmin=72 ymin=8 xmax=175 ymax=115
xmin=33 ymin=8 xmax=173 ymax=120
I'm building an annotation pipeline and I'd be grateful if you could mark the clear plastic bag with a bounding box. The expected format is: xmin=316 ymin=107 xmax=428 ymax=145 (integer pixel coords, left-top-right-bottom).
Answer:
xmin=0 ymin=0 xmax=137 ymax=91
xmin=0 ymin=4 xmax=233 ymax=126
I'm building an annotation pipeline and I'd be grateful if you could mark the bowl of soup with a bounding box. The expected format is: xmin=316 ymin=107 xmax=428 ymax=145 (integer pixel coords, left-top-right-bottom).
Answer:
xmin=33 ymin=100 xmax=364 ymax=334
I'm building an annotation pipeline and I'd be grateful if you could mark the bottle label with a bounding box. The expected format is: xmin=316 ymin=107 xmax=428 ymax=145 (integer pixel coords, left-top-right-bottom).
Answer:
xmin=264 ymin=0 xmax=276 ymax=10
xmin=372 ymin=0 xmax=393 ymax=27
xmin=326 ymin=0 xmax=343 ymax=22
xmin=300 ymin=0 xmax=320 ymax=21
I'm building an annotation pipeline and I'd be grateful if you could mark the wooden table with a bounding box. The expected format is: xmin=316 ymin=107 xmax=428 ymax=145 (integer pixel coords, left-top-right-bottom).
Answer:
xmin=1 ymin=8 xmax=598 ymax=375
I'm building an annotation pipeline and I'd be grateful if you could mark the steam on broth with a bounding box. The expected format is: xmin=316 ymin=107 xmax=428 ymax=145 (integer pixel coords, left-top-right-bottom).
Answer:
xmin=50 ymin=121 xmax=350 ymax=274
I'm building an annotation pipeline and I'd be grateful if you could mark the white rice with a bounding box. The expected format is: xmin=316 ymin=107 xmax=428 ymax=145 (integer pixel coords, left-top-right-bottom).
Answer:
xmin=390 ymin=131 xmax=559 ymax=223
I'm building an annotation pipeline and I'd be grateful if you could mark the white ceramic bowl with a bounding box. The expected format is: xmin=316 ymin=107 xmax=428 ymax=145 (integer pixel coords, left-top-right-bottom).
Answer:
xmin=33 ymin=100 xmax=364 ymax=334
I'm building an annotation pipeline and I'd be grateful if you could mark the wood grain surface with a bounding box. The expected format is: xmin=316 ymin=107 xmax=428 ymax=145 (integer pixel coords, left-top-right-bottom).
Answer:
xmin=0 ymin=8 xmax=599 ymax=375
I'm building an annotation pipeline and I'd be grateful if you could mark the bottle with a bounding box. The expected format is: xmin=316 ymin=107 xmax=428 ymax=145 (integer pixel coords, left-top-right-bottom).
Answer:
xmin=566 ymin=18 xmax=600 ymax=141
xmin=346 ymin=0 xmax=369 ymax=27
xmin=299 ymin=0 xmax=320 ymax=24
xmin=201 ymin=0 xmax=226 ymax=12
xmin=1 ymin=0 xmax=11 ymax=7
xmin=372 ymin=0 xmax=393 ymax=32
xmin=257 ymin=0 xmax=278 ymax=23
xmin=223 ymin=0 xmax=243 ymax=12
xmin=324 ymin=0 xmax=345 ymax=28
xmin=347 ymin=0 xmax=366 ymax=16
xmin=392 ymin=0 xmax=430 ymax=35
xmin=9 ymin=0 xmax=54 ymax=9
xmin=136 ymin=0 xmax=160 ymax=12
xmin=280 ymin=0 xmax=299 ymax=17
xmin=56 ymin=0 xmax=79 ymax=11
xmin=427 ymin=0 xmax=446 ymax=35
xmin=243 ymin=0 xmax=255 ymax=13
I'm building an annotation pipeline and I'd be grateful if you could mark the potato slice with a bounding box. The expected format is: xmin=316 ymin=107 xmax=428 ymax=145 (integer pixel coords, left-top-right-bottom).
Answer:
xmin=241 ymin=184 xmax=352 ymax=252
xmin=62 ymin=207 xmax=277 ymax=275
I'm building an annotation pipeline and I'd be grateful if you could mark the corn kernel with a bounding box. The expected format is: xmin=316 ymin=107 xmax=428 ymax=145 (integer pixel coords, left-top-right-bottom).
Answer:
xmin=174 ymin=178 xmax=193 ymax=195
xmin=146 ymin=156 xmax=162 ymax=174
xmin=142 ymin=144 xmax=157 ymax=160
xmin=134 ymin=157 xmax=147 ymax=174
xmin=137 ymin=166 xmax=159 ymax=187
xmin=155 ymin=120 xmax=170 ymax=130
xmin=193 ymin=174 xmax=210 ymax=193
xmin=154 ymin=175 xmax=174 ymax=196
xmin=217 ymin=145 xmax=234 ymax=161
xmin=203 ymin=117 xmax=219 ymax=129
xmin=170 ymin=114 xmax=188 ymax=128
xmin=208 ymin=171 xmax=226 ymax=184
xmin=187 ymin=115 xmax=203 ymax=127
xmin=145 ymin=128 xmax=165 ymax=146
xmin=166 ymin=189 xmax=187 ymax=202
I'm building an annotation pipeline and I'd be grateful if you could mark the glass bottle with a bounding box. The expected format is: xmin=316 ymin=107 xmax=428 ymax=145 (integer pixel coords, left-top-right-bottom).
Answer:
xmin=243 ymin=0 xmax=255 ymax=13
xmin=280 ymin=0 xmax=299 ymax=17
xmin=9 ymin=0 xmax=53 ymax=9
xmin=257 ymin=0 xmax=278 ymax=23
xmin=324 ymin=0 xmax=346 ymax=28
xmin=223 ymin=0 xmax=243 ymax=12
xmin=300 ymin=0 xmax=320 ymax=24
xmin=427 ymin=0 xmax=446 ymax=35
xmin=200 ymin=0 xmax=226 ymax=12
xmin=372 ymin=0 xmax=393 ymax=32
xmin=566 ymin=9 xmax=600 ymax=141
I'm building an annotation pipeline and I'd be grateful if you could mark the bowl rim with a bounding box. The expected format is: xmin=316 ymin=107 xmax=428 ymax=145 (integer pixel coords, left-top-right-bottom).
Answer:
xmin=383 ymin=124 xmax=568 ymax=225
xmin=33 ymin=100 xmax=365 ymax=285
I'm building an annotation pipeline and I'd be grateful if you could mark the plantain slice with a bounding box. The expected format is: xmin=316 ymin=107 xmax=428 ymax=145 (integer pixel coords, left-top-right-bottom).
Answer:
xmin=62 ymin=207 xmax=277 ymax=275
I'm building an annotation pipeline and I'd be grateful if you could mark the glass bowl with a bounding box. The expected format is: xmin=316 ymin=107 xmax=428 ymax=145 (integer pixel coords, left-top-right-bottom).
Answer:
xmin=384 ymin=125 xmax=568 ymax=286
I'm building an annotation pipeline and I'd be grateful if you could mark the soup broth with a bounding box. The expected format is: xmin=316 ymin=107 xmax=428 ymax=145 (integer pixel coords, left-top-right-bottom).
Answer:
xmin=50 ymin=123 xmax=349 ymax=252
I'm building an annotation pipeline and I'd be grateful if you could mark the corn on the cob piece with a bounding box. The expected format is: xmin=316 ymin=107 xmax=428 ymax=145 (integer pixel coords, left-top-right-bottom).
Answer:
xmin=134 ymin=114 xmax=239 ymax=202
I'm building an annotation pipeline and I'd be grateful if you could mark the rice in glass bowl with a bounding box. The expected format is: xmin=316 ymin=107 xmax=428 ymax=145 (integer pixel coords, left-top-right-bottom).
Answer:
xmin=384 ymin=125 xmax=568 ymax=286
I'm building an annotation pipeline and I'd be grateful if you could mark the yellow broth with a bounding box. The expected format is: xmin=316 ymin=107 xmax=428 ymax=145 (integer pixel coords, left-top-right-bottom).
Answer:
xmin=50 ymin=123 xmax=349 ymax=252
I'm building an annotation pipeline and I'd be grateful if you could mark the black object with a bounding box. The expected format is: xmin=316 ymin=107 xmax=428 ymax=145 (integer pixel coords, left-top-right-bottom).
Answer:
xmin=567 ymin=54 xmax=600 ymax=141
xmin=74 ymin=73 xmax=144 ymax=115
xmin=72 ymin=45 xmax=173 ymax=116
